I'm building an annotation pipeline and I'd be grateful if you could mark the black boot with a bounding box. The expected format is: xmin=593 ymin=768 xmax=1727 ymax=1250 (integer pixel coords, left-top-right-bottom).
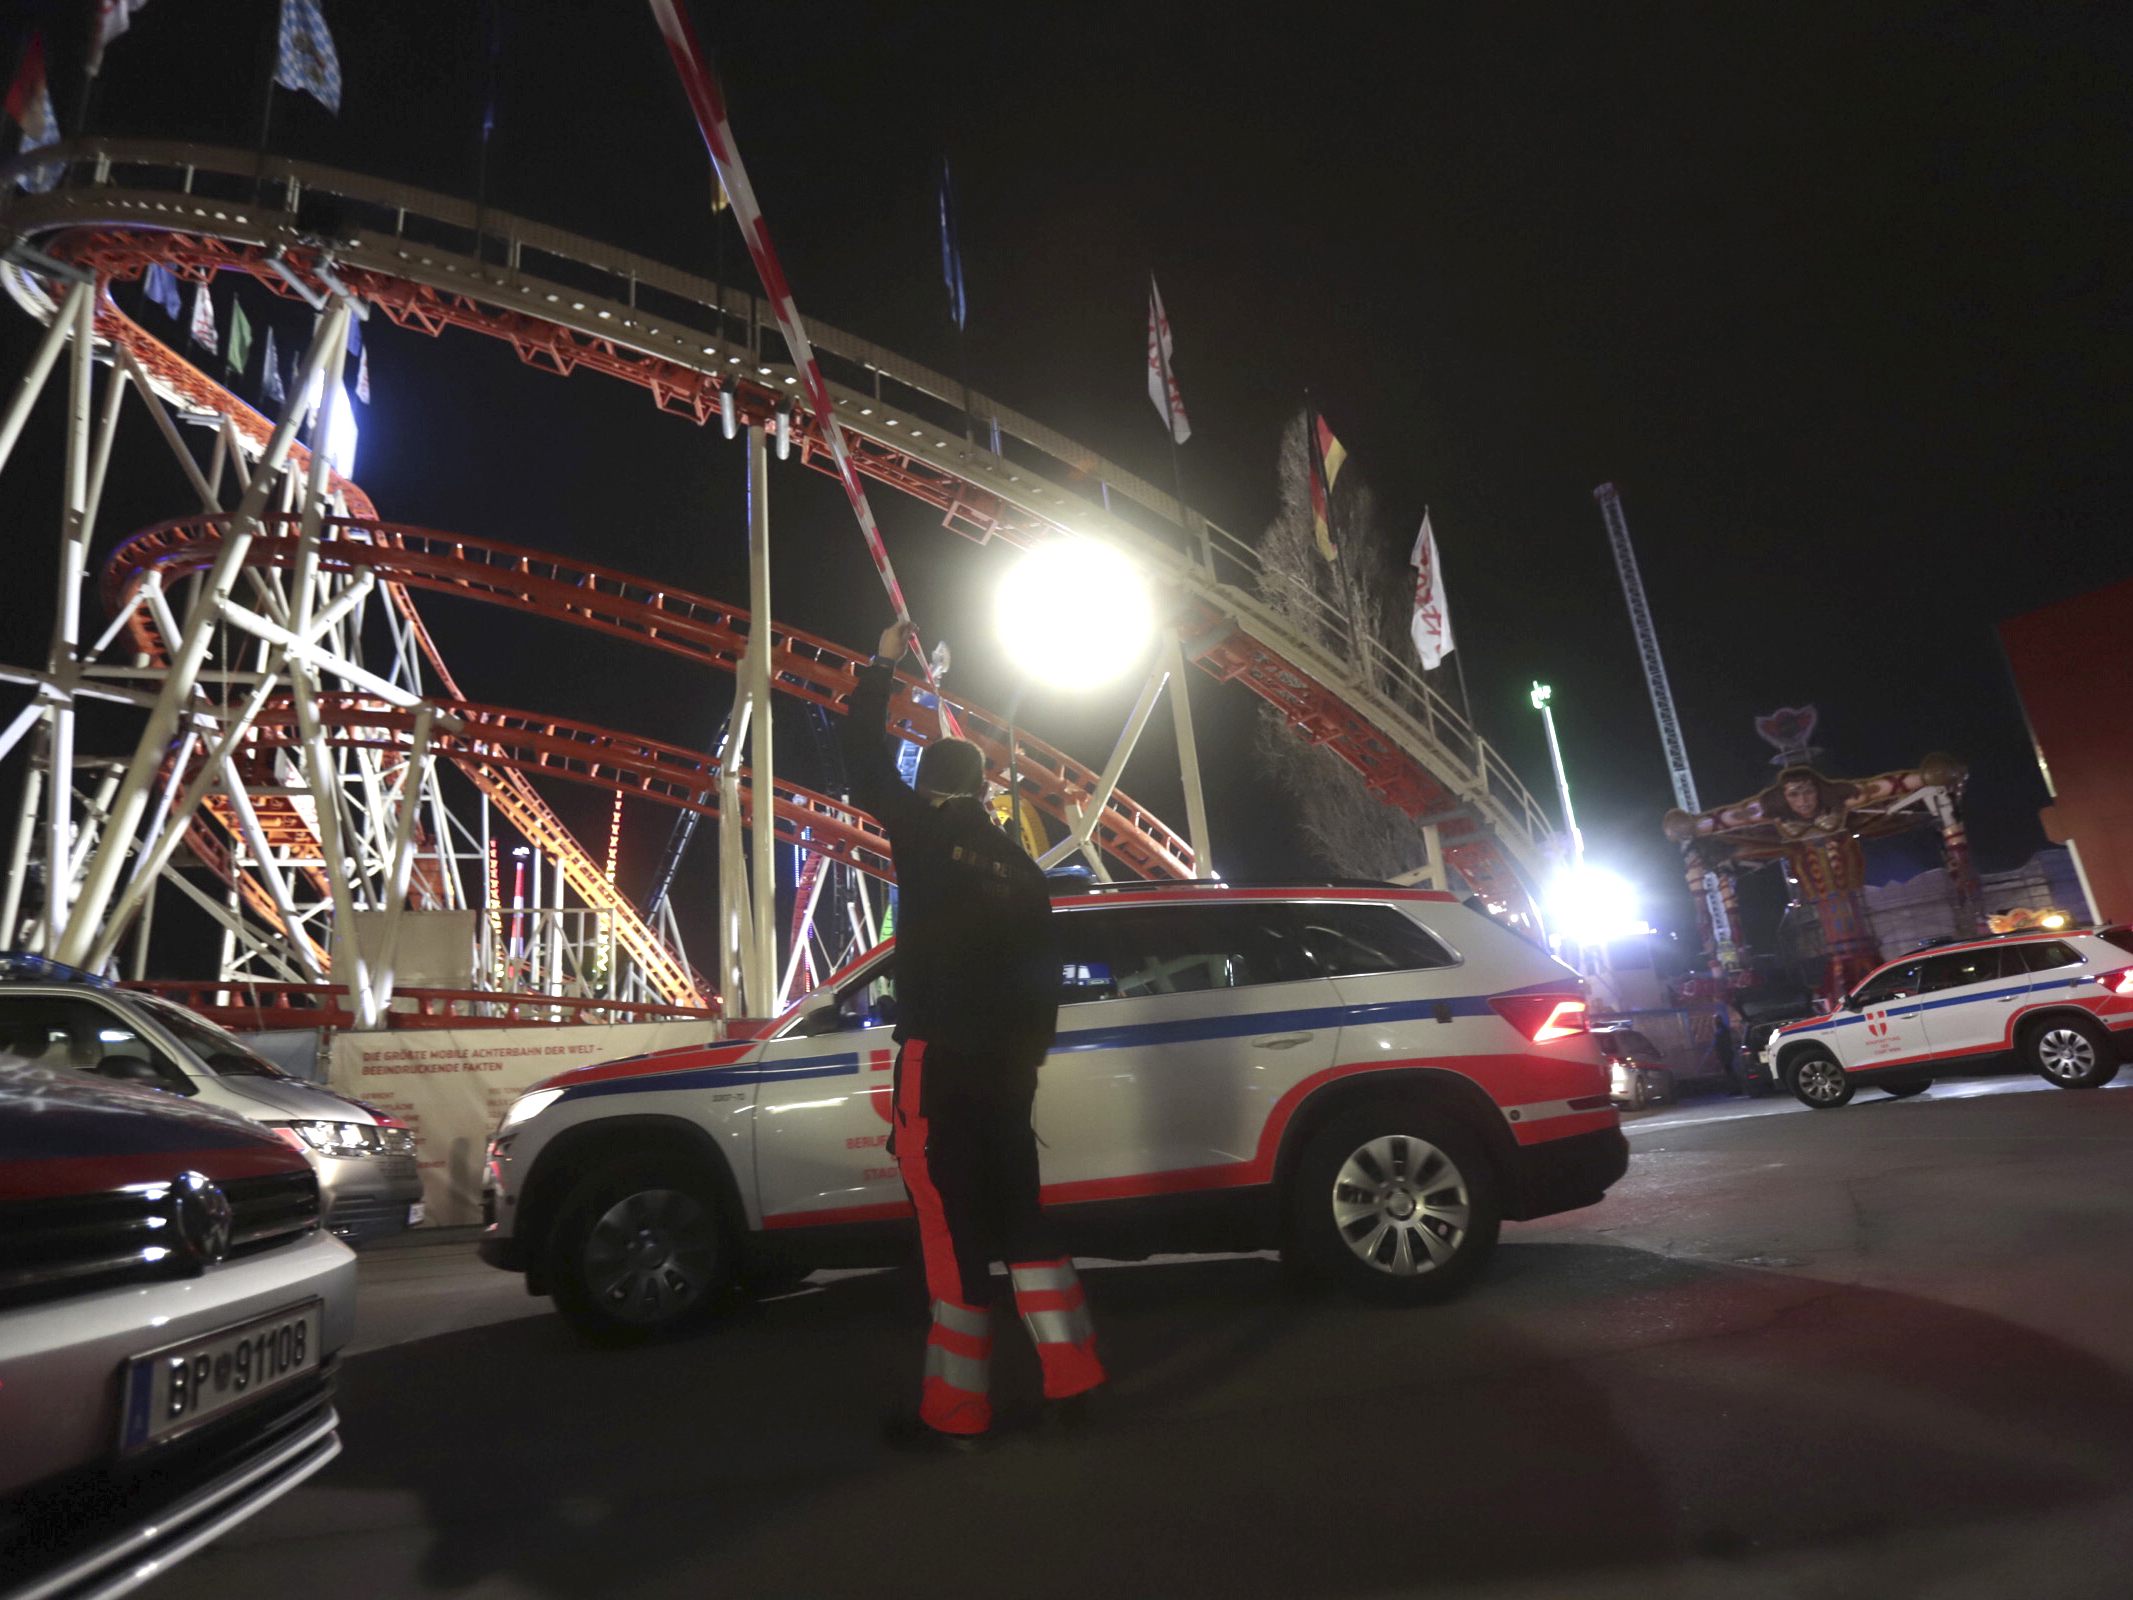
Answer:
xmin=881 ymin=1412 xmax=990 ymax=1455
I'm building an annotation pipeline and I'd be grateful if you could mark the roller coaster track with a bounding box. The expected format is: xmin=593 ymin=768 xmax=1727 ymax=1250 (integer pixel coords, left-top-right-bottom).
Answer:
xmin=3 ymin=139 xmax=1553 ymax=938
xmin=102 ymin=516 xmax=1195 ymax=880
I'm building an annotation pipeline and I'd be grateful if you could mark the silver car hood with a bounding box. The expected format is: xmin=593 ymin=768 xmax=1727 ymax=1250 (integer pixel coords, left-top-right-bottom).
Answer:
xmin=212 ymin=1074 xmax=375 ymax=1122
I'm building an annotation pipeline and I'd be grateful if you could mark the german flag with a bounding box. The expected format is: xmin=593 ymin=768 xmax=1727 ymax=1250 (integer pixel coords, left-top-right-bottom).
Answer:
xmin=1307 ymin=412 xmax=1346 ymax=562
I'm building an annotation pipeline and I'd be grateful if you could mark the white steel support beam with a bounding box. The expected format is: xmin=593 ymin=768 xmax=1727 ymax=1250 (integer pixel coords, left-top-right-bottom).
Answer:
xmin=63 ymin=767 xmax=123 ymax=884
xmin=369 ymin=703 xmax=437 ymax=1017
xmin=217 ymin=760 xmax=329 ymax=982
xmin=1038 ymin=658 xmax=1169 ymax=870
xmin=0 ymin=279 xmax=87 ymax=481
xmin=79 ymin=342 xmax=130 ymax=561
xmin=2 ymin=767 xmax=43 ymax=947
xmin=744 ymin=424 xmax=776 ymax=1012
xmin=0 ymin=697 xmax=41 ymax=768
xmin=42 ymin=288 xmax=97 ymax=951
xmin=160 ymin=865 xmax=308 ymax=984
xmin=59 ymin=301 xmax=351 ymax=966
xmin=716 ymin=688 xmax=753 ymax=1014
xmin=1164 ymin=630 xmax=1214 ymax=877
xmin=115 ymin=344 xmax=220 ymax=513
xmin=86 ymin=685 xmax=273 ymax=968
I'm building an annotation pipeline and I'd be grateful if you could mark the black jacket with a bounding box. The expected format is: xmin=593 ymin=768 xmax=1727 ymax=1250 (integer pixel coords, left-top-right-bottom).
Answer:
xmin=841 ymin=659 xmax=1060 ymax=1070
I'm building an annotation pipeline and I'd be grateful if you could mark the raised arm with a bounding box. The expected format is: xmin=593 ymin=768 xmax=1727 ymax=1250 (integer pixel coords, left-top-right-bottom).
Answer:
xmin=840 ymin=622 xmax=925 ymax=841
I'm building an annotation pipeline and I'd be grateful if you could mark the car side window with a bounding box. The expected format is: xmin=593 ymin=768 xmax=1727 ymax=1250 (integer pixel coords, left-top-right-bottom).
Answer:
xmin=1917 ymin=950 xmax=2004 ymax=993
xmin=1851 ymin=964 xmax=1920 ymax=1006
xmin=1282 ymin=904 xmax=1457 ymax=978
xmin=1057 ymin=905 xmax=1316 ymax=999
xmin=0 ymin=996 xmax=194 ymax=1094
xmin=834 ymin=968 xmax=897 ymax=1031
xmin=2014 ymin=941 xmax=2080 ymax=973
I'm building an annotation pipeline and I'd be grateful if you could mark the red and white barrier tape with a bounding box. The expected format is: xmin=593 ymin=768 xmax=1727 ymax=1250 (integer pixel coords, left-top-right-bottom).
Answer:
xmin=646 ymin=0 xmax=961 ymax=731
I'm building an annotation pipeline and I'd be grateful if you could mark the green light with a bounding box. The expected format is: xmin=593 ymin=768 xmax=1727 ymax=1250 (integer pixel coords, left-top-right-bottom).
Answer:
xmin=1530 ymin=681 xmax=1553 ymax=710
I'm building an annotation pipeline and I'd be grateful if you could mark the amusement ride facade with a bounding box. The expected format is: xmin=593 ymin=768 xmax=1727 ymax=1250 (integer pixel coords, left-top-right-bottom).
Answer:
xmin=0 ymin=137 xmax=1557 ymax=1029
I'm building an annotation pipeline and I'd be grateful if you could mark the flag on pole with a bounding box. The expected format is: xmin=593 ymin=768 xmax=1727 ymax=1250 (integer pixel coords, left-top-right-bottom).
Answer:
xmin=936 ymin=158 xmax=967 ymax=331
xmin=1409 ymin=511 xmax=1456 ymax=669
xmin=274 ymin=0 xmax=343 ymax=114
xmin=143 ymin=263 xmax=183 ymax=319
xmin=262 ymin=328 xmax=286 ymax=405
xmin=5 ymin=33 xmax=62 ymax=194
xmin=1306 ymin=411 xmax=1346 ymax=562
xmin=188 ymin=281 xmax=218 ymax=354
xmin=88 ymin=1 xmax=154 ymax=75
xmin=226 ymin=301 xmax=254 ymax=375
xmin=1146 ymin=276 xmax=1190 ymax=444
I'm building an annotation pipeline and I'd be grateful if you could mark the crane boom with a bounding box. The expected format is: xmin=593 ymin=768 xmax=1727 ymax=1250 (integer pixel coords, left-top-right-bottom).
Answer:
xmin=1593 ymin=483 xmax=1736 ymax=955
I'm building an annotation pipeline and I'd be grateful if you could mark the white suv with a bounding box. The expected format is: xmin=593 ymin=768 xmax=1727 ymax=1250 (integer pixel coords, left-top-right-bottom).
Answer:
xmin=1767 ymin=926 xmax=2133 ymax=1108
xmin=479 ymin=886 xmax=1627 ymax=1341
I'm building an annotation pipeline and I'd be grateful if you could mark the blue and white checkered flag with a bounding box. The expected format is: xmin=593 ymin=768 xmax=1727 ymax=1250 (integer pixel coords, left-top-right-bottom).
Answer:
xmin=274 ymin=0 xmax=342 ymax=115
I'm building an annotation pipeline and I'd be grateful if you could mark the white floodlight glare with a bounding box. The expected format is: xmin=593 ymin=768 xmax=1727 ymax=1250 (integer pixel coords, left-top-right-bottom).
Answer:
xmin=1547 ymin=864 xmax=1649 ymax=947
xmin=323 ymin=383 xmax=359 ymax=478
xmin=994 ymin=539 xmax=1153 ymax=688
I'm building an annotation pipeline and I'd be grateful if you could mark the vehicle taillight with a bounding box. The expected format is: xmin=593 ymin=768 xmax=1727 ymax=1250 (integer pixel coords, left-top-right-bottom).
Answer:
xmin=1491 ymin=992 xmax=1590 ymax=1043
xmin=2094 ymin=966 xmax=2133 ymax=997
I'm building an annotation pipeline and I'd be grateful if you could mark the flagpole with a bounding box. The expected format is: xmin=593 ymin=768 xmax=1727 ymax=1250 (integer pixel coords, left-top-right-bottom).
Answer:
xmin=251 ymin=0 xmax=279 ymax=199
xmin=1430 ymin=509 xmax=1477 ymax=733
xmin=75 ymin=9 xmax=102 ymax=137
xmin=1150 ymin=277 xmax=1191 ymax=547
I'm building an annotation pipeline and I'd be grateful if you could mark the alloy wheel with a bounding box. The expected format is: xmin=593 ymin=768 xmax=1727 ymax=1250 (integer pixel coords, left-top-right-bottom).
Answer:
xmin=581 ymin=1188 xmax=718 ymax=1325
xmin=1330 ymin=1135 xmax=1470 ymax=1276
xmin=1796 ymin=1058 xmax=1847 ymax=1103
xmin=2037 ymin=1027 xmax=2097 ymax=1083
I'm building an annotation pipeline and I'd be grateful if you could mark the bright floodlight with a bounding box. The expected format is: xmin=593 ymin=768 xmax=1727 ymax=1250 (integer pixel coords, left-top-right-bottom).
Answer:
xmin=995 ymin=539 xmax=1154 ymax=687
xmin=1547 ymin=864 xmax=1646 ymax=947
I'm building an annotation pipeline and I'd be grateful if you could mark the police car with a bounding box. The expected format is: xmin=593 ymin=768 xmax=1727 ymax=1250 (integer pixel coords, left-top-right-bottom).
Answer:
xmin=1765 ymin=927 xmax=2133 ymax=1108
xmin=478 ymin=885 xmax=1628 ymax=1342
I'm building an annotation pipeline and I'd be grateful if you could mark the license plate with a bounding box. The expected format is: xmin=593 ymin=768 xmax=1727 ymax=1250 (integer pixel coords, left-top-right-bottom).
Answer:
xmin=407 ymin=1201 xmax=425 ymax=1226
xmin=118 ymin=1300 xmax=323 ymax=1453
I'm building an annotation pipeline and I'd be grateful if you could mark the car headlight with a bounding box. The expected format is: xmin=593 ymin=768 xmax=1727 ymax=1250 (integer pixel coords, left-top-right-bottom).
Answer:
xmin=501 ymin=1088 xmax=563 ymax=1130
xmin=276 ymin=1120 xmax=375 ymax=1158
xmin=1609 ymin=1063 xmax=1632 ymax=1095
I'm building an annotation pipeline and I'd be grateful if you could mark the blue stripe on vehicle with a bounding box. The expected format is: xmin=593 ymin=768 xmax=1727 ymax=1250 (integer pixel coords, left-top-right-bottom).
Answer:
xmin=556 ymin=984 xmax=1556 ymax=1101
xmin=557 ymin=1051 xmax=861 ymax=1102
xmin=1778 ymin=976 xmax=2087 ymax=1040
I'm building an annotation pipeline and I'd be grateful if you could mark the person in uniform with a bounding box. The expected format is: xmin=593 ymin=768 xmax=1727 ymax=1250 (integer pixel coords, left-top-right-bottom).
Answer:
xmin=843 ymin=621 xmax=1105 ymax=1452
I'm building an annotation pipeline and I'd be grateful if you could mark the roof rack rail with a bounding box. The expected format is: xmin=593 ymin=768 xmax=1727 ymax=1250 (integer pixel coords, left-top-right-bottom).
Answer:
xmin=1048 ymin=878 xmax=1406 ymax=896
xmin=1909 ymin=924 xmax=2086 ymax=952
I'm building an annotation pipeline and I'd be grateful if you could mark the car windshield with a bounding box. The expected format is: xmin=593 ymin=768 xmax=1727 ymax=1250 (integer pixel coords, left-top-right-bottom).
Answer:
xmin=137 ymin=996 xmax=288 ymax=1078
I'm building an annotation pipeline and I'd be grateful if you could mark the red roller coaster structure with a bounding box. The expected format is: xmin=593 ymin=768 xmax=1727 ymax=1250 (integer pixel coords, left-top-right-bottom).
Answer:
xmin=0 ymin=138 xmax=1556 ymax=1028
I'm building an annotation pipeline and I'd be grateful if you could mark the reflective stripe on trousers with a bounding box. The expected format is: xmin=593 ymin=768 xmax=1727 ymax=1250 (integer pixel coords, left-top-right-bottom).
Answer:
xmin=921 ymin=1297 xmax=994 ymax=1435
xmin=1010 ymin=1257 xmax=1105 ymax=1400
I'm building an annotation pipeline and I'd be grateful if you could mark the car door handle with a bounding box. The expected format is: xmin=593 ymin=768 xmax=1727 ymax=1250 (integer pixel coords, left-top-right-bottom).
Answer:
xmin=1253 ymin=1034 xmax=1314 ymax=1050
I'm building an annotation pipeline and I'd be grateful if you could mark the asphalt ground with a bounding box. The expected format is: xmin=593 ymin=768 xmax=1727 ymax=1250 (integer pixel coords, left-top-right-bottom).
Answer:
xmin=155 ymin=1069 xmax=2133 ymax=1600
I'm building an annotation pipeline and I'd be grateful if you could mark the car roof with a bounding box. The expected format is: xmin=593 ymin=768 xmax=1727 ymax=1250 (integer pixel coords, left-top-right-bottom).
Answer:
xmin=1049 ymin=883 xmax=1457 ymax=908
xmin=1862 ymin=928 xmax=2092 ymax=982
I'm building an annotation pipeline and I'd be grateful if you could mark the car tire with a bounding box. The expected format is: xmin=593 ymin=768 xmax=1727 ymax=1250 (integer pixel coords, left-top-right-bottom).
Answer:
xmin=2023 ymin=1015 xmax=2121 ymax=1090
xmin=549 ymin=1155 xmax=737 ymax=1345
xmin=1882 ymin=1077 xmax=1932 ymax=1097
xmin=1285 ymin=1103 xmax=1501 ymax=1306
xmin=1786 ymin=1049 xmax=1854 ymax=1109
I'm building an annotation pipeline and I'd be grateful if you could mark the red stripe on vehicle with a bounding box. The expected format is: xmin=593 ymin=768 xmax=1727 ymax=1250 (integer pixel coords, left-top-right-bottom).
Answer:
xmin=759 ymin=1052 xmax=1613 ymax=1228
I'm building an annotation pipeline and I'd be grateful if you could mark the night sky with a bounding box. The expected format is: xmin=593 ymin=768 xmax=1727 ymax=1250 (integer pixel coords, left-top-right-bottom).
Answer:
xmin=3 ymin=1 xmax=2128 ymax=965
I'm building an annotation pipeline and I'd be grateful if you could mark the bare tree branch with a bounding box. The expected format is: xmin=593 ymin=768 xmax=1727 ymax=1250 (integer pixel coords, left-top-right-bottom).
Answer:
xmin=1251 ymin=409 xmax=1440 ymax=882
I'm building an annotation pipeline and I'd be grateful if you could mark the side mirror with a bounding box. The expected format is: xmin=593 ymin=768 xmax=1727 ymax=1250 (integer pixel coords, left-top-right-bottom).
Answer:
xmin=99 ymin=1054 xmax=166 ymax=1085
xmin=1841 ymin=995 xmax=1864 ymax=1012
xmin=790 ymin=993 xmax=842 ymax=1037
